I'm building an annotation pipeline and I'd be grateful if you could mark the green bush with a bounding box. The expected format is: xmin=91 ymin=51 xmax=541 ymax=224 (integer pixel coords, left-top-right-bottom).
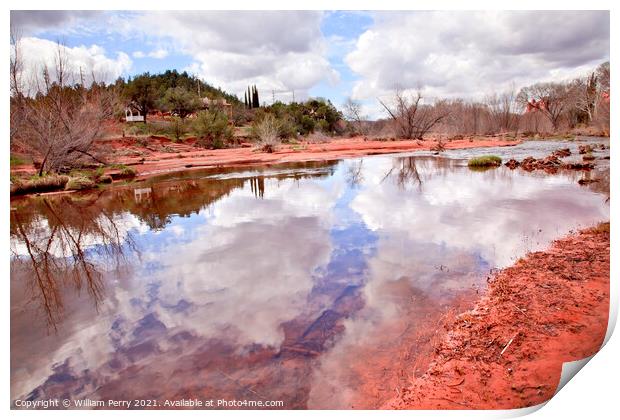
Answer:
xmin=168 ymin=116 xmax=186 ymax=142
xmin=193 ymin=110 xmax=233 ymax=149
xmin=10 ymin=155 xmax=28 ymax=166
xmin=125 ymin=123 xmax=148 ymax=136
xmin=299 ymin=115 xmax=316 ymax=135
xmin=467 ymin=155 xmax=502 ymax=167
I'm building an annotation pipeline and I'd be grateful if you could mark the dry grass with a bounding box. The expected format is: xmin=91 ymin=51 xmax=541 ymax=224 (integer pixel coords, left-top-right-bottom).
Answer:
xmin=588 ymin=222 xmax=610 ymax=235
xmin=10 ymin=174 xmax=70 ymax=195
xmin=254 ymin=114 xmax=281 ymax=153
xmin=65 ymin=176 xmax=96 ymax=191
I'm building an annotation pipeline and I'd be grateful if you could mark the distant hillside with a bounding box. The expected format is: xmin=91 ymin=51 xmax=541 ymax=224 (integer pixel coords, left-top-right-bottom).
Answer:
xmin=119 ymin=70 xmax=241 ymax=104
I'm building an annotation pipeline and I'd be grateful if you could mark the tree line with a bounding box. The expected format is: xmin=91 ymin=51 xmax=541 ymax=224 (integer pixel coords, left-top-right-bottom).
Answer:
xmin=344 ymin=61 xmax=610 ymax=139
xmin=10 ymin=33 xmax=610 ymax=177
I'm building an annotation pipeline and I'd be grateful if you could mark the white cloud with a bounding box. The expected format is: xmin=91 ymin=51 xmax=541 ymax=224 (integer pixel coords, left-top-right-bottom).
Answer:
xmin=148 ymin=48 xmax=168 ymax=59
xmin=349 ymin=156 xmax=609 ymax=268
xmin=17 ymin=37 xmax=132 ymax=91
xmin=126 ymin=11 xmax=339 ymax=101
xmin=346 ymin=11 xmax=609 ymax=102
xmin=132 ymin=48 xmax=168 ymax=59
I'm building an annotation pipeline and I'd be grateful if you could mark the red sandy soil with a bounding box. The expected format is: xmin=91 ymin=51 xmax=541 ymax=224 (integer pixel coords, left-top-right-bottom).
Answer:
xmin=385 ymin=223 xmax=610 ymax=409
xmin=96 ymin=136 xmax=519 ymax=178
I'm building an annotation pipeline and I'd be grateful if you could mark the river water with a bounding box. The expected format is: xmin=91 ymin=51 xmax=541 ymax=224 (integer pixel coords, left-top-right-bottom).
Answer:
xmin=10 ymin=138 xmax=609 ymax=409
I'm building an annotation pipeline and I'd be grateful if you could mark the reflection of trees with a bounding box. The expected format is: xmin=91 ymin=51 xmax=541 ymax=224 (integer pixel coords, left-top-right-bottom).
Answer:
xmin=382 ymin=157 xmax=423 ymax=191
xmin=249 ymin=177 xmax=265 ymax=198
xmin=10 ymin=160 xmax=342 ymax=329
xmin=382 ymin=156 xmax=464 ymax=191
xmin=346 ymin=159 xmax=364 ymax=188
xmin=108 ymin=160 xmax=340 ymax=229
xmin=10 ymin=197 xmax=136 ymax=330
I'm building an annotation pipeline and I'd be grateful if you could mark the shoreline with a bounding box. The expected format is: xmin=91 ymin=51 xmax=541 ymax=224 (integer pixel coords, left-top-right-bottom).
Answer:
xmin=385 ymin=222 xmax=610 ymax=409
xmin=114 ymin=136 xmax=521 ymax=178
xmin=10 ymin=137 xmax=521 ymax=197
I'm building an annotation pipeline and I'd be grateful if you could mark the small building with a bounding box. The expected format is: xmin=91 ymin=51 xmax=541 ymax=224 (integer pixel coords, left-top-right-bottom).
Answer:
xmin=202 ymin=97 xmax=233 ymax=119
xmin=125 ymin=108 xmax=145 ymax=122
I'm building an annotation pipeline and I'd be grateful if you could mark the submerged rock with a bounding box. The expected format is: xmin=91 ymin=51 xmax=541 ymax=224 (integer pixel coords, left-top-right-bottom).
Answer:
xmin=552 ymin=148 xmax=571 ymax=158
xmin=578 ymin=178 xmax=599 ymax=185
xmin=505 ymin=159 xmax=520 ymax=169
xmin=520 ymin=155 xmax=561 ymax=172
xmin=508 ymin=153 xmax=594 ymax=173
xmin=563 ymin=162 xmax=594 ymax=170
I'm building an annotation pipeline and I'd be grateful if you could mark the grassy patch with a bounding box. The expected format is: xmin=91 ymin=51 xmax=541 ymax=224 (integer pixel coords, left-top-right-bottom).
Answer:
xmin=10 ymin=155 xmax=29 ymax=166
xmin=120 ymin=166 xmax=137 ymax=177
xmin=590 ymin=222 xmax=610 ymax=234
xmin=467 ymin=155 xmax=502 ymax=168
xmin=10 ymin=174 xmax=70 ymax=195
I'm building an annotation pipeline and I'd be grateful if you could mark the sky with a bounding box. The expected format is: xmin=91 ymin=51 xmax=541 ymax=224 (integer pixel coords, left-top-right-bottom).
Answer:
xmin=10 ymin=10 xmax=610 ymax=119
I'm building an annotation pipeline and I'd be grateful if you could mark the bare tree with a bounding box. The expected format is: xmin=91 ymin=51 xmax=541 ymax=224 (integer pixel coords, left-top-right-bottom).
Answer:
xmin=10 ymin=27 xmax=27 ymax=145
xmin=379 ymin=89 xmax=449 ymax=139
xmin=343 ymin=97 xmax=367 ymax=135
xmin=571 ymin=72 xmax=598 ymax=123
xmin=345 ymin=159 xmax=364 ymax=187
xmin=592 ymin=61 xmax=610 ymax=134
xmin=517 ymin=82 xmax=573 ymax=132
xmin=10 ymin=41 xmax=114 ymax=175
xmin=596 ymin=61 xmax=610 ymax=93
xmin=486 ymin=88 xmax=520 ymax=134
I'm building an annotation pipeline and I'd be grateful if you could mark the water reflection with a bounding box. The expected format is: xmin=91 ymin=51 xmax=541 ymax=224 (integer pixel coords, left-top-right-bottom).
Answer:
xmin=11 ymin=155 xmax=609 ymax=408
xmin=10 ymin=196 xmax=137 ymax=330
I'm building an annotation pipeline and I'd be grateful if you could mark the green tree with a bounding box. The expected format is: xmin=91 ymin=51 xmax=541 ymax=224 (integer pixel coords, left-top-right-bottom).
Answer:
xmin=123 ymin=73 xmax=157 ymax=122
xmin=252 ymin=85 xmax=260 ymax=108
xmin=159 ymin=86 xmax=202 ymax=119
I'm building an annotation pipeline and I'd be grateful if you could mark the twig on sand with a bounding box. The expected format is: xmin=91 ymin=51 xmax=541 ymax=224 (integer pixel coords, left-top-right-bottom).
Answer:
xmin=217 ymin=369 xmax=266 ymax=399
xmin=513 ymin=303 xmax=527 ymax=315
xmin=500 ymin=334 xmax=518 ymax=356
xmin=446 ymin=378 xmax=465 ymax=387
xmin=433 ymin=397 xmax=469 ymax=407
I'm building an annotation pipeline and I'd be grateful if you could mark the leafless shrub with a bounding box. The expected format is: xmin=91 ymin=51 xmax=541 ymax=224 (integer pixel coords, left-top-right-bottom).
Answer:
xmin=486 ymin=89 xmax=520 ymax=134
xmin=254 ymin=114 xmax=282 ymax=152
xmin=305 ymin=130 xmax=331 ymax=143
xmin=10 ymin=39 xmax=115 ymax=175
xmin=379 ymin=89 xmax=449 ymax=139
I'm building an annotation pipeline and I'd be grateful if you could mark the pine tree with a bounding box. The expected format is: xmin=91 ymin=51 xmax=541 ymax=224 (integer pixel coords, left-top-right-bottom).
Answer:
xmin=244 ymin=91 xmax=248 ymax=108
xmin=247 ymin=86 xmax=252 ymax=109
xmin=253 ymin=85 xmax=259 ymax=108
